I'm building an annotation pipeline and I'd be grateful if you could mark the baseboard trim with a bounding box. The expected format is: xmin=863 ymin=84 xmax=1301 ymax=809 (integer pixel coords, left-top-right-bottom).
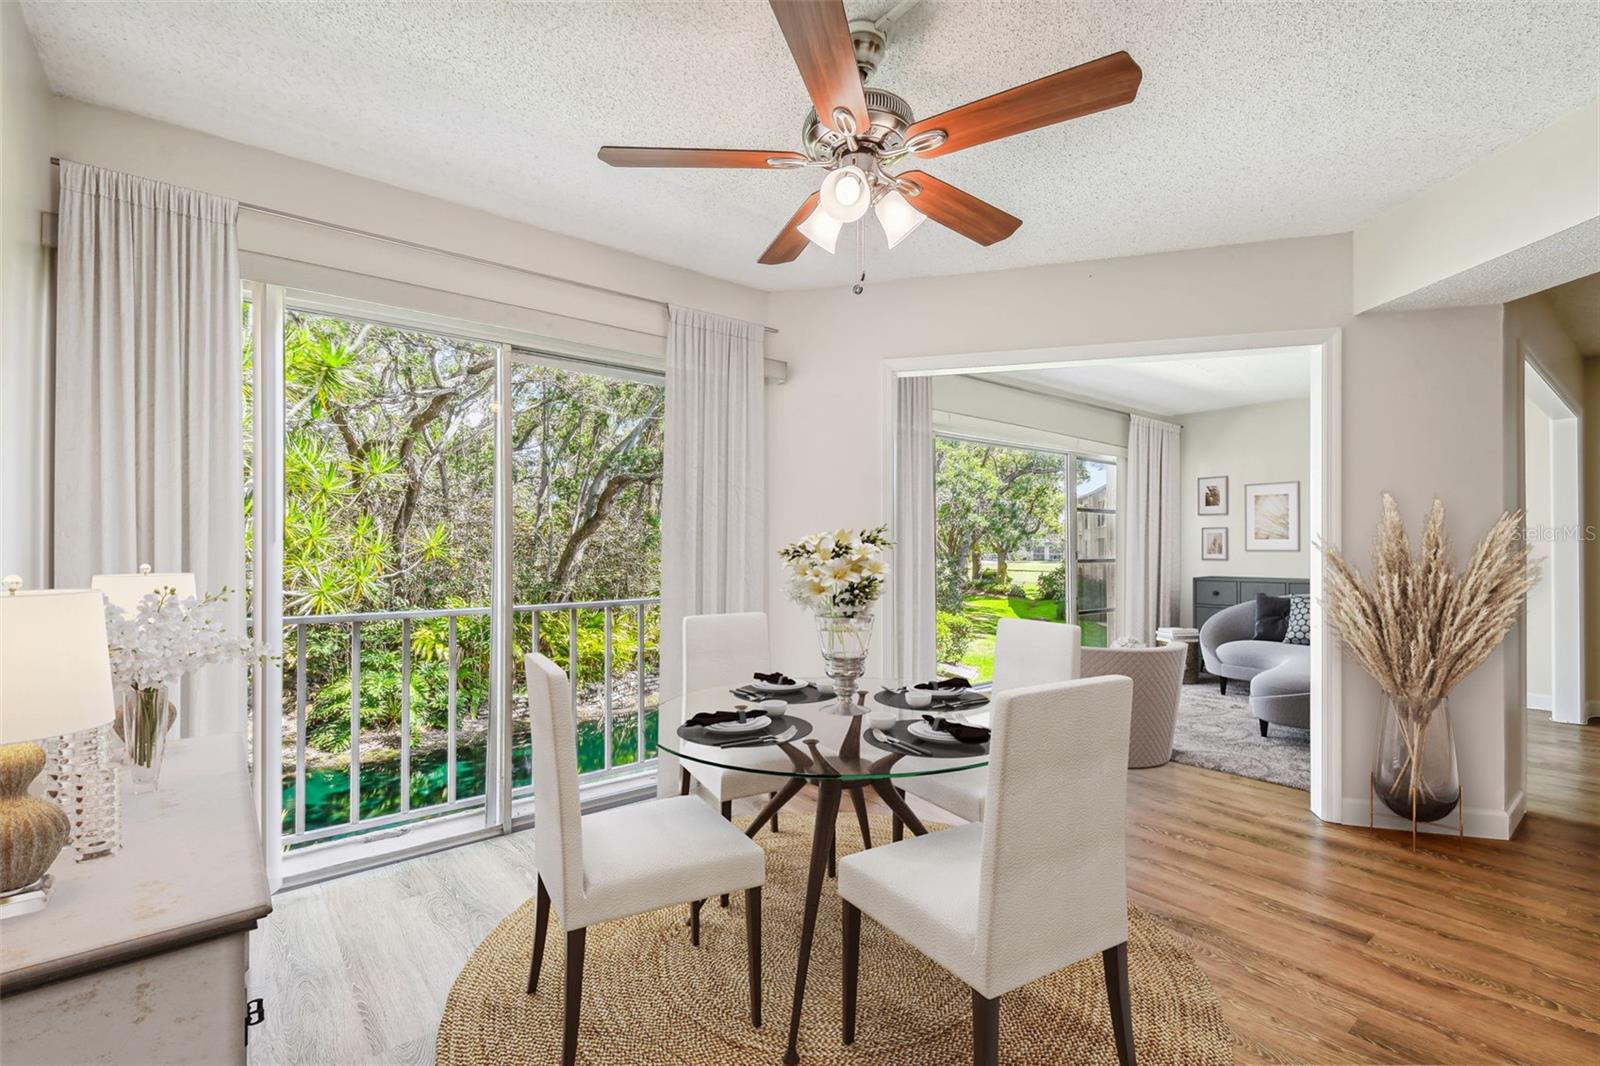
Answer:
xmin=1339 ymin=794 xmax=1518 ymax=841
xmin=1526 ymin=693 xmax=1553 ymax=712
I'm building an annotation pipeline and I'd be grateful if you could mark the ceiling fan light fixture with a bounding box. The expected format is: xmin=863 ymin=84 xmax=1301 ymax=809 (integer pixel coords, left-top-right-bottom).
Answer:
xmin=818 ymin=165 xmax=872 ymax=222
xmin=796 ymin=202 xmax=843 ymax=253
xmin=873 ymin=188 xmax=926 ymax=248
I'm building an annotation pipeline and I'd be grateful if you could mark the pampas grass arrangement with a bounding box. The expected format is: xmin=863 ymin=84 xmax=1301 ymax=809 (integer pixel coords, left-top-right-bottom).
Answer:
xmin=1319 ymin=494 xmax=1538 ymax=837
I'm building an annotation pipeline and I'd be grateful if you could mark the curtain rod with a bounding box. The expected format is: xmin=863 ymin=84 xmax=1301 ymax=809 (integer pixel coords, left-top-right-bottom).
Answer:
xmin=49 ymin=157 xmax=779 ymax=335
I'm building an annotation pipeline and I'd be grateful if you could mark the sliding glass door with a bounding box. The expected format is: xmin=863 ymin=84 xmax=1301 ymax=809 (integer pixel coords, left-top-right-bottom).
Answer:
xmin=274 ymin=301 xmax=501 ymax=849
xmin=932 ymin=433 xmax=1119 ymax=681
xmin=1068 ymin=455 xmax=1118 ymax=646
xmin=252 ymin=288 xmax=665 ymax=868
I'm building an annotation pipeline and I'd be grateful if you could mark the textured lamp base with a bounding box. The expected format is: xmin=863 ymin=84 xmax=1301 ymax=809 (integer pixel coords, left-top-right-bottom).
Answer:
xmin=0 ymin=742 xmax=72 ymax=904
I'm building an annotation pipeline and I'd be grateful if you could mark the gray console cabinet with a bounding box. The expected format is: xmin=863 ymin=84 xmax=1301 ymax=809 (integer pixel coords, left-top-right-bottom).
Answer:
xmin=1193 ymin=576 xmax=1310 ymax=629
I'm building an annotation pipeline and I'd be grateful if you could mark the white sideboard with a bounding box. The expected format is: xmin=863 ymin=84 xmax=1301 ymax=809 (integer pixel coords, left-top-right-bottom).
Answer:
xmin=1 ymin=734 xmax=271 ymax=1065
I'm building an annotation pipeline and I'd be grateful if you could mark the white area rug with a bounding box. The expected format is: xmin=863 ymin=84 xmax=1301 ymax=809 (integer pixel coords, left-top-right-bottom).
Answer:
xmin=1170 ymin=684 xmax=1310 ymax=791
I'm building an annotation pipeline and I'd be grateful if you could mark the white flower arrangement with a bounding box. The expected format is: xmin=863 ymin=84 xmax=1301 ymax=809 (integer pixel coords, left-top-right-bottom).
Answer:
xmin=778 ymin=525 xmax=893 ymax=617
xmin=106 ymin=586 xmax=254 ymax=690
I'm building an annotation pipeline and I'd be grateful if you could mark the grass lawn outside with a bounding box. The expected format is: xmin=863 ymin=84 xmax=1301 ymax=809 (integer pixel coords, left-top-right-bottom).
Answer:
xmin=1002 ymin=560 xmax=1057 ymax=590
xmin=945 ymin=592 xmax=1107 ymax=682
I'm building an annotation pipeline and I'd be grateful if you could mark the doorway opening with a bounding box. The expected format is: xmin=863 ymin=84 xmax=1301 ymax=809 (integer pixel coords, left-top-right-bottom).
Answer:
xmin=1522 ymin=357 xmax=1586 ymax=724
xmin=883 ymin=329 xmax=1342 ymax=823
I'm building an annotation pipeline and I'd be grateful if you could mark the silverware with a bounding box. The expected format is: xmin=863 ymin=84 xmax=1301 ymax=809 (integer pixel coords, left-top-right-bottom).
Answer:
xmin=870 ymin=730 xmax=923 ymax=756
xmin=717 ymin=727 xmax=797 ymax=749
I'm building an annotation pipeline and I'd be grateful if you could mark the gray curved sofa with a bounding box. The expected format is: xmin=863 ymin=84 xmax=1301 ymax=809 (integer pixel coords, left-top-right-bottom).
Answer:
xmin=1199 ymin=600 xmax=1310 ymax=735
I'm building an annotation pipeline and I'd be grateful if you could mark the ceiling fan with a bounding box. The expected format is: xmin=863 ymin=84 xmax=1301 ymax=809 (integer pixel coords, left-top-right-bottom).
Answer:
xmin=598 ymin=0 xmax=1142 ymax=271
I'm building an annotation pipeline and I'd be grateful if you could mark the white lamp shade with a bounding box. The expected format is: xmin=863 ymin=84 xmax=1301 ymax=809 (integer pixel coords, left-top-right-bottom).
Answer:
xmin=93 ymin=571 xmax=196 ymax=614
xmin=818 ymin=165 xmax=872 ymax=222
xmin=0 ymin=590 xmax=116 ymax=743
xmin=797 ymin=203 xmax=843 ymax=254
xmin=874 ymin=189 xmax=927 ymax=249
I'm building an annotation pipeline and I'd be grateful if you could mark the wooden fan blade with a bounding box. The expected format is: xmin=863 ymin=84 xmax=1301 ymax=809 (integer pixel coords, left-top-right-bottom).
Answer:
xmin=759 ymin=192 xmax=822 ymax=265
xmin=599 ymin=146 xmax=808 ymax=168
xmin=897 ymin=171 xmax=1021 ymax=246
xmin=905 ymin=51 xmax=1142 ymax=158
xmin=768 ymin=0 xmax=870 ymax=135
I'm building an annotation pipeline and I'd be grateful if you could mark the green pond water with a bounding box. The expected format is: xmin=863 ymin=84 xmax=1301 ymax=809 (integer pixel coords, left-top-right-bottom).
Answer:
xmin=283 ymin=710 xmax=660 ymax=839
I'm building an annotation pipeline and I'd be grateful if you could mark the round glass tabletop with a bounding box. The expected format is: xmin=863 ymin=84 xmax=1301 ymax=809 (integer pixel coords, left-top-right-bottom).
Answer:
xmin=658 ymin=678 xmax=991 ymax=781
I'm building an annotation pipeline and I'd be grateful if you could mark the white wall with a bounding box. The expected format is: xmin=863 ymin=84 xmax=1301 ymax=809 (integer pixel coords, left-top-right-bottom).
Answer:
xmin=766 ymin=233 xmax=1522 ymax=837
xmin=1523 ymin=397 xmax=1555 ymax=705
xmin=0 ymin=0 xmax=54 ymax=586
xmin=1178 ymin=398 xmax=1311 ymax=625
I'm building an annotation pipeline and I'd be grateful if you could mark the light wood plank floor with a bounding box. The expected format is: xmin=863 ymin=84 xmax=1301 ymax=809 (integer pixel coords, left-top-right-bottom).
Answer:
xmin=248 ymin=712 xmax=1600 ymax=1065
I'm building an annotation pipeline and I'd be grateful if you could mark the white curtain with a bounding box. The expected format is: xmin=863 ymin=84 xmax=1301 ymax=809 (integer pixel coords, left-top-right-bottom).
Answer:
xmin=660 ymin=305 xmax=767 ymax=703
xmin=1121 ymin=414 xmax=1181 ymax=644
xmin=893 ymin=375 xmax=935 ymax=679
xmin=52 ymin=160 xmax=246 ymax=738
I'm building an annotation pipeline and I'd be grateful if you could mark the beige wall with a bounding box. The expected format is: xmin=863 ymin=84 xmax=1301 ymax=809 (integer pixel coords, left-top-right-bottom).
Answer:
xmin=1178 ymin=399 xmax=1312 ymax=625
xmin=767 ymin=234 xmax=1522 ymax=836
xmin=1588 ymin=357 xmax=1600 ymax=716
xmin=0 ymin=1 xmax=54 ymax=586
xmin=1506 ymin=293 xmax=1586 ymax=406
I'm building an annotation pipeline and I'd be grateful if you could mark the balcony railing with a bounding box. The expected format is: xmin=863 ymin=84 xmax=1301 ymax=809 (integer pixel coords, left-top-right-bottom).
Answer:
xmin=280 ymin=597 xmax=660 ymax=851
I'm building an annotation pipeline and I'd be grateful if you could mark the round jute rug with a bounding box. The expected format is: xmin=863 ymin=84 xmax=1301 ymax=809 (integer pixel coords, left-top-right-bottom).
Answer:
xmin=436 ymin=814 xmax=1233 ymax=1065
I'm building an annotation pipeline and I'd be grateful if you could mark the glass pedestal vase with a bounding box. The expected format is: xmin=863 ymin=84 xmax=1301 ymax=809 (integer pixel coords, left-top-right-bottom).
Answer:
xmin=815 ymin=611 xmax=874 ymax=713
xmin=120 ymin=686 xmax=174 ymax=794
xmin=1371 ymin=693 xmax=1461 ymax=847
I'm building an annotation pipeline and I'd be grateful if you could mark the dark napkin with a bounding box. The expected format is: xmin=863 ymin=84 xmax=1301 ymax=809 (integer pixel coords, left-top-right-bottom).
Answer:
xmin=753 ymin=671 xmax=797 ymax=686
xmin=684 ymin=710 xmax=747 ymax=728
xmin=921 ymin=715 xmax=991 ymax=744
xmin=914 ymin=677 xmax=971 ymax=692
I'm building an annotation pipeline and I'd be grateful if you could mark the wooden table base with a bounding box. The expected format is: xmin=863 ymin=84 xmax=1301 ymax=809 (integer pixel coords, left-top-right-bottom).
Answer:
xmin=742 ymin=773 xmax=928 ymax=1065
xmin=692 ymin=711 xmax=939 ymax=1066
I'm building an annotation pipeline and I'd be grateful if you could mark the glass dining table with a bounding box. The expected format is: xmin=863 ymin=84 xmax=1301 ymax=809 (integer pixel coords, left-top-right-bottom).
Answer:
xmin=659 ymin=678 xmax=991 ymax=1066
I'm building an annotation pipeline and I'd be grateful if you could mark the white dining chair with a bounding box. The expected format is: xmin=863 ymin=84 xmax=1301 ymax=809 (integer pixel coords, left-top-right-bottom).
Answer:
xmin=674 ymin=612 xmax=795 ymax=839
xmin=838 ymin=675 xmax=1136 ymax=1066
xmin=524 ymin=653 xmax=768 ymax=1065
xmin=991 ymin=616 xmax=1083 ymax=692
xmin=896 ymin=620 xmax=1081 ymax=829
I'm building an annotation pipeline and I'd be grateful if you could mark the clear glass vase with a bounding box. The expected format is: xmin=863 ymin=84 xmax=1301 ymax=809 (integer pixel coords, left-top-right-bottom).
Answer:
xmin=42 ymin=724 xmax=121 ymax=860
xmin=815 ymin=610 xmax=874 ymax=713
xmin=120 ymin=685 xmax=173 ymax=793
xmin=1373 ymin=694 xmax=1460 ymax=826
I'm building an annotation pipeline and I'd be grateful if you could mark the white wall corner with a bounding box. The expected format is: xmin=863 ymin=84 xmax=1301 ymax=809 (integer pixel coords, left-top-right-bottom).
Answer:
xmin=1352 ymin=100 xmax=1600 ymax=313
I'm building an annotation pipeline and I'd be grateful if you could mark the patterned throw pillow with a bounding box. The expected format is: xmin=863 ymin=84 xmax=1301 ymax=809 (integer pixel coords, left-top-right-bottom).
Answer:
xmin=1285 ymin=594 xmax=1311 ymax=645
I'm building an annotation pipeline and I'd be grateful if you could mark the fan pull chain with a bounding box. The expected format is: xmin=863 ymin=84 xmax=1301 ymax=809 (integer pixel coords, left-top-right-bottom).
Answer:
xmin=853 ymin=221 xmax=867 ymax=295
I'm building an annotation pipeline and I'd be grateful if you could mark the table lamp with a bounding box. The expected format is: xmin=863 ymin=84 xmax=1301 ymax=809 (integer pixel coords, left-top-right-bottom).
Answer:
xmin=0 ymin=579 xmax=116 ymax=918
xmin=92 ymin=564 xmax=197 ymax=613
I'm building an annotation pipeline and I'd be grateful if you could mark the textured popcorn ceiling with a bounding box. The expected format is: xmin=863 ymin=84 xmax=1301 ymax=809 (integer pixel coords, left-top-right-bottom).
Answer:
xmin=21 ymin=0 xmax=1600 ymax=292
